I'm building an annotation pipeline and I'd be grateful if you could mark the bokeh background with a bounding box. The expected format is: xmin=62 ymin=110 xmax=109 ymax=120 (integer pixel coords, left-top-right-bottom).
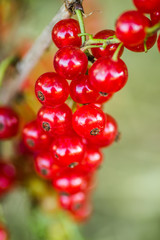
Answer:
xmin=0 ymin=0 xmax=160 ymax=239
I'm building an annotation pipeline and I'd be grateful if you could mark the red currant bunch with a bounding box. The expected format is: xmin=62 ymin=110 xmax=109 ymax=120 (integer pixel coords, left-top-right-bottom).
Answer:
xmin=21 ymin=0 xmax=160 ymax=221
xmin=21 ymin=15 xmax=121 ymax=221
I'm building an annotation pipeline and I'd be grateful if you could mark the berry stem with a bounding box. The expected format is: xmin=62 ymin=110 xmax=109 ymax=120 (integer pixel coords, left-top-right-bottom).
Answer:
xmin=144 ymin=40 xmax=148 ymax=53
xmin=87 ymin=37 xmax=120 ymax=45
xmin=81 ymin=44 xmax=103 ymax=52
xmin=81 ymin=37 xmax=121 ymax=52
xmin=71 ymin=100 xmax=77 ymax=113
xmin=75 ymin=9 xmax=86 ymax=45
xmin=79 ymin=33 xmax=120 ymax=45
xmin=147 ymin=22 xmax=160 ymax=35
xmin=112 ymin=43 xmax=123 ymax=61
xmin=75 ymin=9 xmax=96 ymax=62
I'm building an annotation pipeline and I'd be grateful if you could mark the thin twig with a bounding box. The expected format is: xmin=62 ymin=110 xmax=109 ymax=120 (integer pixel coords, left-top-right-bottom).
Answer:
xmin=0 ymin=1 xmax=81 ymax=105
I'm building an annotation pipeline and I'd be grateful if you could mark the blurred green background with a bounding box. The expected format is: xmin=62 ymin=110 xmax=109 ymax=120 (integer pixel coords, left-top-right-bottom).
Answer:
xmin=1 ymin=0 xmax=160 ymax=239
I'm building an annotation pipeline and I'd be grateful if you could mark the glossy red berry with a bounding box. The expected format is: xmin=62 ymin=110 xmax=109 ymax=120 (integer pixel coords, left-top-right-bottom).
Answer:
xmin=81 ymin=146 xmax=103 ymax=172
xmin=72 ymin=202 xmax=92 ymax=222
xmin=52 ymin=19 xmax=81 ymax=48
xmin=54 ymin=46 xmax=88 ymax=80
xmin=22 ymin=120 xmax=51 ymax=152
xmin=72 ymin=104 xmax=106 ymax=138
xmin=89 ymin=57 xmax=128 ymax=94
xmin=53 ymin=168 xmax=89 ymax=194
xmin=157 ymin=35 xmax=160 ymax=52
xmin=125 ymin=32 xmax=157 ymax=52
xmin=35 ymin=72 xmax=69 ymax=107
xmin=133 ymin=0 xmax=160 ymax=13
xmin=88 ymin=114 xmax=118 ymax=148
xmin=70 ymin=75 xmax=99 ymax=104
xmin=92 ymin=103 xmax=103 ymax=109
xmin=37 ymin=104 xmax=72 ymax=136
xmin=0 ymin=107 xmax=19 ymax=140
xmin=116 ymin=11 xmax=150 ymax=47
xmin=51 ymin=132 xmax=85 ymax=167
xmin=34 ymin=152 xmax=61 ymax=180
xmin=0 ymin=161 xmax=16 ymax=196
xmin=91 ymin=30 xmax=124 ymax=59
xmin=95 ymin=93 xmax=114 ymax=104
xmin=150 ymin=11 xmax=160 ymax=24
xmin=59 ymin=191 xmax=86 ymax=211
xmin=0 ymin=225 xmax=9 ymax=240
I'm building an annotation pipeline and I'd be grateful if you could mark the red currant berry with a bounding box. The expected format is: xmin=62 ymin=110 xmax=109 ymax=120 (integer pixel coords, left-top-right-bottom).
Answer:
xmin=91 ymin=30 xmax=124 ymax=59
xmin=92 ymin=103 xmax=103 ymax=109
xmin=35 ymin=72 xmax=69 ymax=107
xmin=124 ymin=18 xmax=157 ymax=52
xmin=89 ymin=57 xmax=128 ymax=93
xmin=72 ymin=104 xmax=106 ymax=138
xmin=51 ymin=132 xmax=85 ymax=167
xmin=22 ymin=120 xmax=51 ymax=152
xmin=95 ymin=92 xmax=114 ymax=104
xmin=54 ymin=46 xmax=88 ymax=80
xmin=37 ymin=104 xmax=72 ymax=136
xmin=81 ymin=146 xmax=103 ymax=172
xmin=70 ymin=75 xmax=99 ymax=104
xmin=133 ymin=0 xmax=160 ymax=13
xmin=34 ymin=152 xmax=61 ymax=180
xmin=125 ymin=32 xmax=157 ymax=52
xmin=0 ymin=161 xmax=16 ymax=196
xmin=59 ymin=191 xmax=86 ymax=211
xmin=157 ymin=35 xmax=160 ymax=52
xmin=52 ymin=19 xmax=81 ymax=48
xmin=0 ymin=107 xmax=19 ymax=140
xmin=53 ymin=168 xmax=89 ymax=194
xmin=150 ymin=11 xmax=160 ymax=24
xmin=0 ymin=225 xmax=9 ymax=240
xmin=72 ymin=202 xmax=92 ymax=222
xmin=88 ymin=113 xmax=118 ymax=148
xmin=116 ymin=11 xmax=150 ymax=47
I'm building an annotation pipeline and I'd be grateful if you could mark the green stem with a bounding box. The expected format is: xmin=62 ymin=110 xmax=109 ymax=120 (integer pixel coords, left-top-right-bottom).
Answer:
xmin=72 ymin=101 xmax=77 ymax=113
xmin=87 ymin=37 xmax=120 ymax=45
xmin=81 ymin=44 xmax=103 ymax=52
xmin=144 ymin=40 xmax=148 ymax=53
xmin=147 ymin=22 xmax=160 ymax=35
xmin=75 ymin=9 xmax=86 ymax=45
xmin=79 ymin=33 xmax=120 ymax=46
xmin=112 ymin=43 xmax=123 ymax=62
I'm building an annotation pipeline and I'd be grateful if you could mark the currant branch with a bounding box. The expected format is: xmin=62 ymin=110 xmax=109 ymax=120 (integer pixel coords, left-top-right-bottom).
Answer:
xmin=0 ymin=0 xmax=83 ymax=105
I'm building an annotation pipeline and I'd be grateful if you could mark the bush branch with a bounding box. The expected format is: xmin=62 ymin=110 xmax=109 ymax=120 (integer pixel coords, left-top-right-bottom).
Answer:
xmin=0 ymin=1 xmax=82 ymax=105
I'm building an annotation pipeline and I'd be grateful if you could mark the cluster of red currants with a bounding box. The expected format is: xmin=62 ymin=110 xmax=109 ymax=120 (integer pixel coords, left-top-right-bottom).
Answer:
xmin=21 ymin=0 xmax=160 ymax=221
xmin=22 ymin=20 xmax=120 ymax=221
xmin=0 ymin=0 xmax=159 ymax=223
